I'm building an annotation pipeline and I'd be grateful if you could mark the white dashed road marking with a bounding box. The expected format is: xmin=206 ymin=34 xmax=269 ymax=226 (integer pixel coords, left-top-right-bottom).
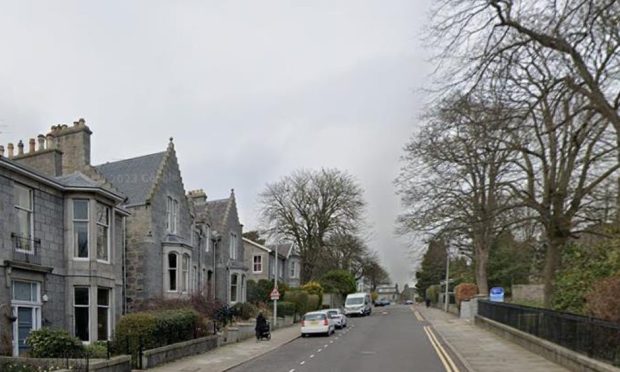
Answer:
xmin=289 ymin=370 xmax=295 ymax=372
xmin=318 ymin=349 xmax=322 ymax=352
xmin=300 ymin=361 xmax=305 ymax=365
xmin=310 ymin=354 xmax=315 ymax=359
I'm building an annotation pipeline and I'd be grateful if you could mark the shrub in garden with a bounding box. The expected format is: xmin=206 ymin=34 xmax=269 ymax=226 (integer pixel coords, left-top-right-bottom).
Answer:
xmin=302 ymin=281 xmax=324 ymax=306
xmin=426 ymin=285 xmax=440 ymax=304
xmin=232 ymin=302 xmax=258 ymax=320
xmin=26 ymin=328 xmax=84 ymax=358
xmin=85 ymin=341 xmax=109 ymax=359
xmin=284 ymin=289 xmax=309 ymax=315
xmin=454 ymin=283 xmax=478 ymax=306
xmin=276 ymin=301 xmax=296 ymax=317
xmin=585 ymin=275 xmax=620 ymax=323
xmin=112 ymin=309 xmax=199 ymax=355
xmin=307 ymin=294 xmax=320 ymax=311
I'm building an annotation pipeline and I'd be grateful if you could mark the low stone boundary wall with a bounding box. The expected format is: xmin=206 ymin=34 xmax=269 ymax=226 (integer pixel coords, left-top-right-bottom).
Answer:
xmin=141 ymin=335 xmax=219 ymax=369
xmin=475 ymin=315 xmax=620 ymax=372
xmin=0 ymin=355 xmax=131 ymax=372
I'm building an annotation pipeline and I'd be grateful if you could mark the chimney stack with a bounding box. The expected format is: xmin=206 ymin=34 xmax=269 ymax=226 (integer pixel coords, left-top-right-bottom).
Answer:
xmin=46 ymin=133 xmax=55 ymax=149
xmin=17 ymin=140 xmax=24 ymax=156
xmin=0 ymin=145 xmax=4 ymax=157
xmin=47 ymin=118 xmax=92 ymax=175
xmin=7 ymin=143 xmax=14 ymax=158
xmin=37 ymin=134 xmax=45 ymax=151
xmin=29 ymin=138 xmax=36 ymax=153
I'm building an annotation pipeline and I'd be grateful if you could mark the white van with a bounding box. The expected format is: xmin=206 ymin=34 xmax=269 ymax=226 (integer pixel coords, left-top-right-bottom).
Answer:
xmin=344 ymin=292 xmax=372 ymax=316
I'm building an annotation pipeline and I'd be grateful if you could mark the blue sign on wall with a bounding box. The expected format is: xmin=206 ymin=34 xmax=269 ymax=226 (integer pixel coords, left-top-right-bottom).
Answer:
xmin=489 ymin=287 xmax=505 ymax=302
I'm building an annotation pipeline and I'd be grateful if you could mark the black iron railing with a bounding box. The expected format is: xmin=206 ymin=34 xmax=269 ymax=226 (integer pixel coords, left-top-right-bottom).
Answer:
xmin=10 ymin=233 xmax=42 ymax=265
xmin=478 ymin=300 xmax=620 ymax=366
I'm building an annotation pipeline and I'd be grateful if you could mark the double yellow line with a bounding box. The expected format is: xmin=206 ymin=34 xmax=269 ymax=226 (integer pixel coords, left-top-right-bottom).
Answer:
xmin=410 ymin=306 xmax=459 ymax=372
xmin=423 ymin=325 xmax=459 ymax=372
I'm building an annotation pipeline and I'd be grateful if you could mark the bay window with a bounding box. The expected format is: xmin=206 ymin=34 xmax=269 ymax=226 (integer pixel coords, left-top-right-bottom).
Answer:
xmin=73 ymin=200 xmax=89 ymax=258
xmin=96 ymin=203 xmax=110 ymax=261
xmin=167 ymin=253 xmax=178 ymax=291
xmin=74 ymin=287 xmax=89 ymax=341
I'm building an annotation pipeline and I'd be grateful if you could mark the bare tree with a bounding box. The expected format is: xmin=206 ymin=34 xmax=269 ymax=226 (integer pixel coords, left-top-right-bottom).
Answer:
xmin=258 ymin=168 xmax=366 ymax=283
xmin=396 ymin=92 xmax=515 ymax=294
xmin=430 ymin=0 xmax=620 ymax=208
xmin=502 ymin=84 xmax=619 ymax=306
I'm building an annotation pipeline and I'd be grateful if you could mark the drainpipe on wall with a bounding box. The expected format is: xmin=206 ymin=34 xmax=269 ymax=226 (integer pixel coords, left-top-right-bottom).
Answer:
xmin=121 ymin=215 xmax=129 ymax=314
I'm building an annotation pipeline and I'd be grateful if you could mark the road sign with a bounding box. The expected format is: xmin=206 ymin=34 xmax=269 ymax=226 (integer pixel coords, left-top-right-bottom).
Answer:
xmin=489 ymin=287 xmax=505 ymax=302
xmin=270 ymin=288 xmax=280 ymax=300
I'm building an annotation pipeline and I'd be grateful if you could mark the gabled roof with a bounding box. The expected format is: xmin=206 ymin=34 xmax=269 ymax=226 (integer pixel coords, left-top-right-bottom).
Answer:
xmin=206 ymin=197 xmax=231 ymax=233
xmin=267 ymin=243 xmax=291 ymax=259
xmin=95 ymin=151 xmax=166 ymax=206
xmin=242 ymin=237 xmax=271 ymax=253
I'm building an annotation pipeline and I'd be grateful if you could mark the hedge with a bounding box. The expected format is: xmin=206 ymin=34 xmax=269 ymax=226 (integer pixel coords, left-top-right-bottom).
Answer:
xmin=233 ymin=302 xmax=258 ymax=320
xmin=284 ymin=290 xmax=310 ymax=315
xmin=112 ymin=309 xmax=198 ymax=355
xmin=307 ymin=294 xmax=320 ymax=311
xmin=26 ymin=328 xmax=84 ymax=358
xmin=276 ymin=301 xmax=296 ymax=317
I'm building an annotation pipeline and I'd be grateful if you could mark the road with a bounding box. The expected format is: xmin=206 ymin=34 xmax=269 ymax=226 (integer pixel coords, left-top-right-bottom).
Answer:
xmin=229 ymin=305 xmax=464 ymax=372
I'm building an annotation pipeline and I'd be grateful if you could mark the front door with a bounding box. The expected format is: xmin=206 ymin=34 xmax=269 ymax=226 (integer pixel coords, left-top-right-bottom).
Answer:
xmin=11 ymin=281 xmax=41 ymax=356
xmin=15 ymin=307 xmax=36 ymax=355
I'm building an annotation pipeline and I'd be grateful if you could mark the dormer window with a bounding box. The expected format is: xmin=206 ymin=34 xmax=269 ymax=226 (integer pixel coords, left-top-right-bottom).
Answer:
xmin=166 ymin=196 xmax=178 ymax=234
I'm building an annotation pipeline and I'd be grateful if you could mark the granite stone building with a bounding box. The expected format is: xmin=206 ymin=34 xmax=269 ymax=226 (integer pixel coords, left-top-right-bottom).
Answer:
xmin=244 ymin=240 xmax=301 ymax=288
xmin=1 ymin=120 xmax=251 ymax=355
xmin=96 ymin=139 xmax=214 ymax=308
xmin=0 ymin=123 xmax=126 ymax=355
xmin=207 ymin=191 xmax=248 ymax=304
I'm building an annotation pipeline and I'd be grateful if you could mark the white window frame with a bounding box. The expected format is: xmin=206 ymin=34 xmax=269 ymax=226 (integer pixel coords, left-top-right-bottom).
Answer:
xmin=11 ymin=280 xmax=41 ymax=356
xmin=166 ymin=196 xmax=179 ymax=234
xmin=96 ymin=203 xmax=110 ymax=263
xmin=229 ymin=232 xmax=237 ymax=260
xmin=230 ymin=273 xmax=238 ymax=303
xmin=14 ymin=184 xmax=34 ymax=253
xmin=290 ymin=261 xmax=297 ymax=278
xmin=73 ymin=199 xmax=90 ymax=260
xmin=97 ymin=288 xmax=111 ymax=341
xmin=253 ymin=255 xmax=263 ymax=273
xmin=166 ymin=252 xmax=179 ymax=292
xmin=181 ymin=254 xmax=190 ymax=293
xmin=74 ymin=286 xmax=90 ymax=343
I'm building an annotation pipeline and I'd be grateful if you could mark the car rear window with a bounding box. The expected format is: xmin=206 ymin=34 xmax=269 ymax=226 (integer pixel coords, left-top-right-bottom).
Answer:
xmin=304 ymin=313 xmax=326 ymax=321
xmin=327 ymin=310 xmax=338 ymax=316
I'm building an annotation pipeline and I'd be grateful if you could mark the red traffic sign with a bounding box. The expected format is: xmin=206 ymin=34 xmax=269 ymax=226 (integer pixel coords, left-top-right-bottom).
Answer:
xmin=270 ymin=288 xmax=280 ymax=300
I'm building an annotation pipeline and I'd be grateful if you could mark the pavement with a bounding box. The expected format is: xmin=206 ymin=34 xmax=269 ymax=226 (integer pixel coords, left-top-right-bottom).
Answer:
xmin=148 ymin=325 xmax=300 ymax=372
xmin=148 ymin=305 xmax=570 ymax=372
xmin=415 ymin=304 xmax=568 ymax=372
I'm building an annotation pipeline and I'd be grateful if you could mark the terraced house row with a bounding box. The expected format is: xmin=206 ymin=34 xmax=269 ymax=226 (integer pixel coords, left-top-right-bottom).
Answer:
xmin=0 ymin=120 xmax=248 ymax=356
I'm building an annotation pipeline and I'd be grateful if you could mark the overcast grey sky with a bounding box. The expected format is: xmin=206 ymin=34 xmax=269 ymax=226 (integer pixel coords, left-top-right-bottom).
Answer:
xmin=0 ymin=0 xmax=432 ymax=287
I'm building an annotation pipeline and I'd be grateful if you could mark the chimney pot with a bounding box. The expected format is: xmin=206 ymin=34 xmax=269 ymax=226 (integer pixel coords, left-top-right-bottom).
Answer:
xmin=17 ymin=140 xmax=24 ymax=156
xmin=7 ymin=143 xmax=14 ymax=158
xmin=29 ymin=138 xmax=36 ymax=153
xmin=37 ymin=135 xmax=45 ymax=151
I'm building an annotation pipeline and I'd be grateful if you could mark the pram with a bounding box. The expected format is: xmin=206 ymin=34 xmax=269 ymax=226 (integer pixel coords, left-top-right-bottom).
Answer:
xmin=256 ymin=320 xmax=271 ymax=341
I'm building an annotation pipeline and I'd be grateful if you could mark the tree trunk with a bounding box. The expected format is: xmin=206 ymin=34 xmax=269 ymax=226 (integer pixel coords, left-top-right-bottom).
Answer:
xmin=542 ymin=236 xmax=564 ymax=308
xmin=475 ymin=242 xmax=489 ymax=296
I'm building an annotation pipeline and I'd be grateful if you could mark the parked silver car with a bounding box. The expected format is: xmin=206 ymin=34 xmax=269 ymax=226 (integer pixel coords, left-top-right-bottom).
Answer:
xmin=325 ymin=308 xmax=347 ymax=329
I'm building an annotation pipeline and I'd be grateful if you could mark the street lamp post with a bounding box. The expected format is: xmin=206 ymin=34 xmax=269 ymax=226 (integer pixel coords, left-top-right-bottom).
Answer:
xmin=444 ymin=247 xmax=450 ymax=312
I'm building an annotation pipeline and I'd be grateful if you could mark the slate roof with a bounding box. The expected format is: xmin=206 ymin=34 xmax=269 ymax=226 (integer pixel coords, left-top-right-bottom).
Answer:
xmin=206 ymin=198 xmax=230 ymax=232
xmin=55 ymin=172 xmax=101 ymax=188
xmin=95 ymin=152 xmax=166 ymax=206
